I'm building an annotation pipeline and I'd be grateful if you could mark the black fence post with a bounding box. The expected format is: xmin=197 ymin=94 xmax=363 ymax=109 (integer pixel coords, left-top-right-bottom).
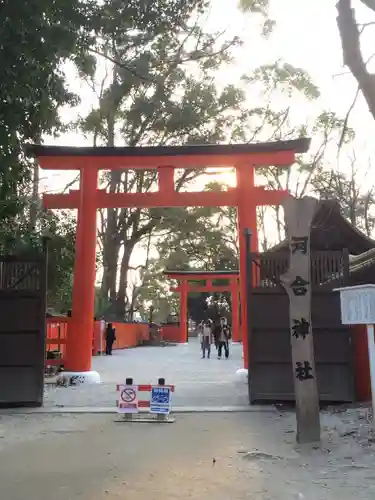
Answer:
xmin=244 ymin=228 xmax=253 ymax=403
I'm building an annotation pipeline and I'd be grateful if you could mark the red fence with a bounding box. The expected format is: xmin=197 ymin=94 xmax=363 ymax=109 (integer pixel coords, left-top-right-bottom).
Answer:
xmin=160 ymin=324 xmax=184 ymax=343
xmin=93 ymin=322 xmax=149 ymax=353
xmin=45 ymin=319 xmax=150 ymax=367
xmin=45 ymin=316 xmax=68 ymax=366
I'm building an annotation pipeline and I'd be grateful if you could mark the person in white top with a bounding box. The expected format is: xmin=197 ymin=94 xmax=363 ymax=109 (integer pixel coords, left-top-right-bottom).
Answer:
xmin=201 ymin=319 xmax=213 ymax=359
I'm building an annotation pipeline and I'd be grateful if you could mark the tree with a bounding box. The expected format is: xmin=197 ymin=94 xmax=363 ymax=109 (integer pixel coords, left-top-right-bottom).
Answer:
xmin=311 ymin=151 xmax=375 ymax=236
xmin=75 ymin=0 xmax=245 ymax=318
xmin=256 ymin=111 xmax=356 ymax=244
xmin=240 ymin=1 xmax=375 ymax=128
xmin=0 ymin=1 xmax=101 ymax=309
xmin=0 ymin=0 xmax=91 ymax=231
xmin=134 ymin=181 xmax=239 ymax=323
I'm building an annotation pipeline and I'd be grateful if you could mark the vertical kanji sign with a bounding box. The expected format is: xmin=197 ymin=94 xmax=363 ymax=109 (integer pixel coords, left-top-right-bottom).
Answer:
xmin=280 ymin=196 xmax=320 ymax=444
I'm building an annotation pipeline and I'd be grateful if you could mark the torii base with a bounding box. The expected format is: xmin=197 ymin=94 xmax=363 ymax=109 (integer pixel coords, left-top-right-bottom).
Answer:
xmin=57 ymin=371 xmax=101 ymax=387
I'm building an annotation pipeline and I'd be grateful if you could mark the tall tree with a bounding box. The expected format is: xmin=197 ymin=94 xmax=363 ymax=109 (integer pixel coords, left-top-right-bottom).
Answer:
xmin=0 ymin=0 xmax=91 ymax=233
xmin=76 ymin=0 xmax=244 ymax=318
xmin=0 ymin=0 xmax=99 ymax=308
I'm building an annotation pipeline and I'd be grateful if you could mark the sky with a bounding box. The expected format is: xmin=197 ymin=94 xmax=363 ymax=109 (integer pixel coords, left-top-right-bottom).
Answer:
xmin=43 ymin=0 xmax=375 ymax=191
xmin=40 ymin=0 xmax=375 ymax=287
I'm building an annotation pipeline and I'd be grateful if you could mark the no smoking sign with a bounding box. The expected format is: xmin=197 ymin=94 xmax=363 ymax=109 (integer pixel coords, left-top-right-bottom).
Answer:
xmin=121 ymin=387 xmax=136 ymax=403
xmin=118 ymin=385 xmax=138 ymax=414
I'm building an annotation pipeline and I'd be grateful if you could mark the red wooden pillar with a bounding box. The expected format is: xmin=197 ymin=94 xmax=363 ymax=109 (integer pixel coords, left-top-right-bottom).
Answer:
xmin=179 ymin=279 xmax=188 ymax=343
xmin=65 ymin=166 xmax=98 ymax=372
xmin=236 ymin=165 xmax=258 ymax=369
xmin=231 ymin=278 xmax=240 ymax=342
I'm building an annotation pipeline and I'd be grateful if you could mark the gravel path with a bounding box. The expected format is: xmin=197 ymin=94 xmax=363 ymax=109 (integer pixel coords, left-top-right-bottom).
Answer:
xmin=1 ymin=409 xmax=375 ymax=499
xmin=44 ymin=339 xmax=248 ymax=409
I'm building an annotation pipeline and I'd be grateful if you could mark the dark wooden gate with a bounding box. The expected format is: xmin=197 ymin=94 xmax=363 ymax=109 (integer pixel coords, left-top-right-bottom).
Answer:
xmin=0 ymin=254 xmax=47 ymax=407
xmin=248 ymin=251 xmax=355 ymax=403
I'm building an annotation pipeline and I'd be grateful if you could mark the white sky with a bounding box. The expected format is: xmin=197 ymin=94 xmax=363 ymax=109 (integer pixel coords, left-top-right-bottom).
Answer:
xmin=43 ymin=0 xmax=375 ymax=189
xmin=41 ymin=0 xmax=375 ymax=285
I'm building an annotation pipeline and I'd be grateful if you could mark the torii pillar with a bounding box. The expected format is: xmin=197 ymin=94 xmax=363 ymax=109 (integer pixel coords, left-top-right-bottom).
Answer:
xmin=236 ymin=164 xmax=258 ymax=368
xmin=33 ymin=139 xmax=310 ymax=383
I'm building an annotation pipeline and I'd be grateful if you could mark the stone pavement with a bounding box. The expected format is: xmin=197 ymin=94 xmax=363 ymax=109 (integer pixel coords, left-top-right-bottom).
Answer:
xmin=44 ymin=339 xmax=249 ymax=409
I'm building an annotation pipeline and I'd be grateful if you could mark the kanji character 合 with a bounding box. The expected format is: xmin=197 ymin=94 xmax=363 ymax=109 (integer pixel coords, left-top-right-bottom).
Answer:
xmin=290 ymin=276 xmax=309 ymax=296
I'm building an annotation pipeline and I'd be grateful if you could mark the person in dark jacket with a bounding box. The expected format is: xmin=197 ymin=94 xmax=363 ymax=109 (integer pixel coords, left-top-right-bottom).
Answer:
xmin=216 ymin=317 xmax=230 ymax=359
xmin=105 ymin=323 xmax=116 ymax=355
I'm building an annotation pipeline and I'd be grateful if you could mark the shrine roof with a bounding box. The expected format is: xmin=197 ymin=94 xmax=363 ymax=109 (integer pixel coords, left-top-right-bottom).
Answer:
xmin=30 ymin=138 xmax=310 ymax=158
xmin=266 ymin=200 xmax=375 ymax=256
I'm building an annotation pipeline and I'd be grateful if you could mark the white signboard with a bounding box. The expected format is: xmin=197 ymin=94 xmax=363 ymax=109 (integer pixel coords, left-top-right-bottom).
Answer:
xmin=334 ymin=284 xmax=375 ymax=325
xmin=117 ymin=384 xmax=138 ymax=414
xmin=334 ymin=284 xmax=375 ymax=430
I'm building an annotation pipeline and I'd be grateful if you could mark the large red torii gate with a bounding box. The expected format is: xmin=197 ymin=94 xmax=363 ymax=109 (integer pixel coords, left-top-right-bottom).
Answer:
xmin=32 ymin=139 xmax=310 ymax=381
xmin=164 ymin=271 xmax=240 ymax=343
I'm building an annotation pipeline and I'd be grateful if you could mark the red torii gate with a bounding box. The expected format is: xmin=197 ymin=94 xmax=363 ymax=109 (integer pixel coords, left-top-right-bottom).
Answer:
xmin=32 ymin=139 xmax=310 ymax=381
xmin=165 ymin=271 xmax=240 ymax=343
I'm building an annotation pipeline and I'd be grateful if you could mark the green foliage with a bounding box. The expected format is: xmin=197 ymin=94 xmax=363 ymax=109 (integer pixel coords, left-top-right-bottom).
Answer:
xmin=0 ymin=0 xmax=85 ymax=221
xmin=238 ymin=0 xmax=274 ymax=37
xmin=43 ymin=212 xmax=76 ymax=312
xmin=134 ymin=182 xmax=238 ymax=322
xmin=239 ymin=0 xmax=269 ymax=13
xmin=246 ymin=62 xmax=320 ymax=99
xmin=0 ymin=206 xmax=76 ymax=311
xmin=0 ymin=0 xmax=95 ymax=309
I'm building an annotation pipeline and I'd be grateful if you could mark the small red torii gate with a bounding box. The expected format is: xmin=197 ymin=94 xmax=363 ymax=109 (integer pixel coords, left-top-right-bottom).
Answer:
xmin=165 ymin=271 xmax=240 ymax=343
xmin=32 ymin=139 xmax=310 ymax=380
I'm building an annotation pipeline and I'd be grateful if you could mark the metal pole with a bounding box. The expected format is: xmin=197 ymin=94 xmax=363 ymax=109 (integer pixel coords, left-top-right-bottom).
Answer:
xmin=244 ymin=228 xmax=253 ymax=403
xmin=157 ymin=377 xmax=166 ymax=422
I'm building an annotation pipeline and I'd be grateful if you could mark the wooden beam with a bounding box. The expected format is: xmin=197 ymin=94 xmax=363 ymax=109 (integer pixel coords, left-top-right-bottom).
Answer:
xmin=37 ymin=150 xmax=296 ymax=171
xmin=256 ymin=188 xmax=290 ymax=206
xmin=170 ymin=286 xmax=232 ymax=293
xmin=166 ymin=273 xmax=238 ymax=281
xmin=280 ymin=196 xmax=320 ymax=444
xmin=42 ymin=187 xmax=289 ymax=210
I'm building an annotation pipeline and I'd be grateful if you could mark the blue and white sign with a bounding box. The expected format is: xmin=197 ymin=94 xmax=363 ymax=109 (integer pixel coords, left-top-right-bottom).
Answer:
xmin=150 ymin=386 xmax=172 ymax=414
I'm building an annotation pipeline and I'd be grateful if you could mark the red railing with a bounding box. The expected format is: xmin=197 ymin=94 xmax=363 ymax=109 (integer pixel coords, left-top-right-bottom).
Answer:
xmin=45 ymin=319 xmax=151 ymax=368
xmin=45 ymin=316 xmax=68 ymax=366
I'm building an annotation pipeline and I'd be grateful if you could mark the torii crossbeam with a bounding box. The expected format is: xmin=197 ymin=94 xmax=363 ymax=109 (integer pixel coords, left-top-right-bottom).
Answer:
xmin=32 ymin=139 xmax=310 ymax=382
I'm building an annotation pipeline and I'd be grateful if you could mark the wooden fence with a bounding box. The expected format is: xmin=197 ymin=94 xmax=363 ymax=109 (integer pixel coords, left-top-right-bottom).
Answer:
xmin=253 ymin=250 xmax=349 ymax=289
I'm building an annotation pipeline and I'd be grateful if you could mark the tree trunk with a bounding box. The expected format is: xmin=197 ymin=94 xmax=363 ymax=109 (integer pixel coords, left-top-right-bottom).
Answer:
xmin=337 ymin=0 xmax=375 ymax=121
xmin=115 ymin=243 xmax=134 ymax=318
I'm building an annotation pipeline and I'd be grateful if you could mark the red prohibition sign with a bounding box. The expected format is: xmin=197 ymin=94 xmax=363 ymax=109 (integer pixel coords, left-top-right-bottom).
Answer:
xmin=121 ymin=387 xmax=136 ymax=403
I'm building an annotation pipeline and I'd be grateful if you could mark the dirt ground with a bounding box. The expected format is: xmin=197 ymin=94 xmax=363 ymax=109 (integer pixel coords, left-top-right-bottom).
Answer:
xmin=0 ymin=408 xmax=375 ymax=500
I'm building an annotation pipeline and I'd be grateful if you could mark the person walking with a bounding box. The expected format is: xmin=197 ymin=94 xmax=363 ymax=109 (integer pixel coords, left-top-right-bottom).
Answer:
xmin=217 ymin=317 xmax=230 ymax=359
xmin=201 ymin=319 xmax=212 ymax=359
xmin=105 ymin=322 xmax=116 ymax=355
